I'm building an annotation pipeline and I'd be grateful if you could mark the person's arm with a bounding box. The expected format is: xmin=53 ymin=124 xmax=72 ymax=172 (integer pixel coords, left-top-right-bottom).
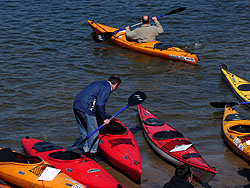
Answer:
xmin=125 ymin=26 xmax=138 ymax=39
xmin=96 ymin=88 xmax=110 ymax=124
xmin=152 ymin=17 xmax=164 ymax=34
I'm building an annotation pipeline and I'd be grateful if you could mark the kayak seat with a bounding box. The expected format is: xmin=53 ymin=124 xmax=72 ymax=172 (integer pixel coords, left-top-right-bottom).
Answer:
xmin=154 ymin=43 xmax=173 ymax=50
xmin=48 ymin=151 xmax=82 ymax=160
xmin=104 ymin=121 xmax=127 ymax=135
xmin=15 ymin=153 xmax=42 ymax=164
xmin=238 ymin=84 xmax=250 ymax=91
xmin=182 ymin=153 xmax=201 ymax=159
xmin=144 ymin=118 xmax=164 ymax=126
xmin=229 ymin=125 xmax=250 ymax=133
xmin=0 ymin=148 xmax=16 ymax=162
xmin=32 ymin=141 xmax=63 ymax=152
xmin=225 ymin=114 xmax=247 ymax=121
xmin=153 ymin=131 xmax=184 ymax=140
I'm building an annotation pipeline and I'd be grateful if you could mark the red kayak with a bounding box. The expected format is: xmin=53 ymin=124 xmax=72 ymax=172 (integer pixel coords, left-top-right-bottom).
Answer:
xmin=21 ymin=137 xmax=124 ymax=188
xmin=99 ymin=117 xmax=142 ymax=181
xmin=137 ymin=104 xmax=217 ymax=183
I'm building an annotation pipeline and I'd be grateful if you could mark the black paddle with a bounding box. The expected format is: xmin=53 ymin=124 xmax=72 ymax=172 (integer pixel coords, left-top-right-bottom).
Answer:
xmin=210 ymin=101 xmax=250 ymax=108
xmin=86 ymin=91 xmax=147 ymax=139
xmin=93 ymin=7 xmax=186 ymax=42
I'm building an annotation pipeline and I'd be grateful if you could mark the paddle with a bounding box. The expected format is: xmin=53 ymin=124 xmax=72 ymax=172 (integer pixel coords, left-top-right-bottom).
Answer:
xmin=210 ymin=101 xmax=250 ymax=108
xmin=86 ymin=91 xmax=147 ymax=139
xmin=93 ymin=7 xmax=186 ymax=42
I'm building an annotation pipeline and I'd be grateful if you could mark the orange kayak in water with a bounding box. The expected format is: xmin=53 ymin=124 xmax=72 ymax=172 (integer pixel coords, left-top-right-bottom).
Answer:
xmin=88 ymin=20 xmax=199 ymax=64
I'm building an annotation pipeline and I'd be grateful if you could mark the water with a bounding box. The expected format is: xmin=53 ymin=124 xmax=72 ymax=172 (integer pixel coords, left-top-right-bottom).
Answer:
xmin=0 ymin=0 xmax=249 ymax=187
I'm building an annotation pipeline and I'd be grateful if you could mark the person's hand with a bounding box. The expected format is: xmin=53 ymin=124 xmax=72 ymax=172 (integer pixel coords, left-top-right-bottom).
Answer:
xmin=125 ymin=26 xmax=130 ymax=30
xmin=104 ymin=119 xmax=110 ymax=125
xmin=152 ymin=17 xmax=158 ymax=22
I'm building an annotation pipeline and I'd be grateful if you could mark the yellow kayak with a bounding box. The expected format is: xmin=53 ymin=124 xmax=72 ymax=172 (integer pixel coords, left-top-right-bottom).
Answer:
xmin=0 ymin=148 xmax=86 ymax=188
xmin=88 ymin=20 xmax=199 ymax=64
xmin=222 ymin=106 xmax=250 ymax=161
xmin=220 ymin=64 xmax=250 ymax=108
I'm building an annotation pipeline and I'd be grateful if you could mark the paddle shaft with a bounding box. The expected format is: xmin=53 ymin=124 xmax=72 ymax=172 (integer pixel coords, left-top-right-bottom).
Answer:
xmin=86 ymin=104 xmax=129 ymax=139
xmin=129 ymin=16 xmax=162 ymax=28
xmin=93 ymin=7 xmax=186 ymax=42
xmin=210 ymin=101 xmax=250 ymax=108
xmin=239 ymin=101 xmax=250 ymax=105
xmin=120 ymin=7 xmax=186 ymax=32
xmin=129 ymin=7 xmax=186 ymax=29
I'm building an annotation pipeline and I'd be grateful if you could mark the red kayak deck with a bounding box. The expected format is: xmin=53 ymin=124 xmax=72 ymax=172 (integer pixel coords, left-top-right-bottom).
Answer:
xmin=21 ymin=137 xmax=124 ymax=188
xmin=137 ymin=104 xmax=217 ymax=183
xmin=99 ymin=117 xmax=142 ymax=180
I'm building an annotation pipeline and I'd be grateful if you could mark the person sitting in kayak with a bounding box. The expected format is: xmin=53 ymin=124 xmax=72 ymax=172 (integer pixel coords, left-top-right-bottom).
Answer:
xmin=125 ymin=15 xmax=164 ymax=43
xmin=67 ymin=76 xmax=121 ymax=157
xmin=163 ymin=163 xmax=194 ymax=188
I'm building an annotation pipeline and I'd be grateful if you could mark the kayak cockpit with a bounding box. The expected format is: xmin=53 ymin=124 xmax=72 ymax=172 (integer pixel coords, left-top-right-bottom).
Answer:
xmin=102 ymin=121 xmax=127 ymax=135
xmin=48 ymin=151 xmax=83 ymax=160
xmin=228 ymin=125 xmax=250 ymax=133
xmin=225 ymin=114 xmax=247 ymax=121
xmin=144 ymin=118 xmax=164 ymax=126
xmin=153 ymin=130 xmax=184 ymax=140
xmin=32 ymin=141 xmax=63 ymax=152
xmin=0 ymin=148 xmax=42 ymax=164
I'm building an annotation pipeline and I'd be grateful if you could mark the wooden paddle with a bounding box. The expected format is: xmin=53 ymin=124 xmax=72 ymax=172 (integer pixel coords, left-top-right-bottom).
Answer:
xmin=86 ymin=91 xmax=147 ymax=139
xmin=93 ymin=7 xmax=186 ymax=42
xmin=210 ymin=101 xmax=250 ymax=108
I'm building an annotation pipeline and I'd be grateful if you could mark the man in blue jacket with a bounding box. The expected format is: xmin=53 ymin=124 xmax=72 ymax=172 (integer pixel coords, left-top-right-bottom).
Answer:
xmin=68 ymin=76 xmax=121 ymax=155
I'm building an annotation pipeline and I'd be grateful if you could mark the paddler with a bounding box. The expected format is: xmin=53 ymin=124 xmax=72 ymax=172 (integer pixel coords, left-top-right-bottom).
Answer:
xmin=125 ymin=15 xmax=164 ymax=43
xmin=67 ymin=76 xmax=121 ymax=158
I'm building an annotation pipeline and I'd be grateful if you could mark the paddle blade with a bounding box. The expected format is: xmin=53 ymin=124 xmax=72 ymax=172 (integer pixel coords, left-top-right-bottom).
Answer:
xmin=166 ymin=7 xmax=186 ymax=15
xmin=210 ymin=102 xmax=238 ymax=108
xmin=128 ymin=91 xmax=147 ymax=106
xmin=93 ymin=32 xmax=114 ymax=42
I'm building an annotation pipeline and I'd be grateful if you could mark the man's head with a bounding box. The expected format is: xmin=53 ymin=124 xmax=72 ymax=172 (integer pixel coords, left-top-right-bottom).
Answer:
xmin=175 ymin=164 xmax=193 ymax=183
xmin=108 ymin=76 xmax=121 ymax=91
xmin=142 ymin=15 xmax=150 ymax=24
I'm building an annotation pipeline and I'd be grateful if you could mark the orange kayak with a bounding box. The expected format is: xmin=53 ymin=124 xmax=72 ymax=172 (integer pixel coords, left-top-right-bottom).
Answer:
xmin=0 ymin=147 xmax=86 ymax=188
xmin=222 ymin=106 xmax=250 ymax=161
xmin=88 ymin=20 xmax=199 ymax=64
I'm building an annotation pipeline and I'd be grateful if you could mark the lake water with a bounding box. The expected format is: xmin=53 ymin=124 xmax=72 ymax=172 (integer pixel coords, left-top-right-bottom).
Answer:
xmin=0 ymin=0 xmax=249 ymax=187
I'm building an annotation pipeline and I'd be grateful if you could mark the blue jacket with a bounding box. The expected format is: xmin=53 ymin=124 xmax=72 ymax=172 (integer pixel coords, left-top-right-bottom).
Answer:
xmin=73 ymin=80 xmax=111 ymax=121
